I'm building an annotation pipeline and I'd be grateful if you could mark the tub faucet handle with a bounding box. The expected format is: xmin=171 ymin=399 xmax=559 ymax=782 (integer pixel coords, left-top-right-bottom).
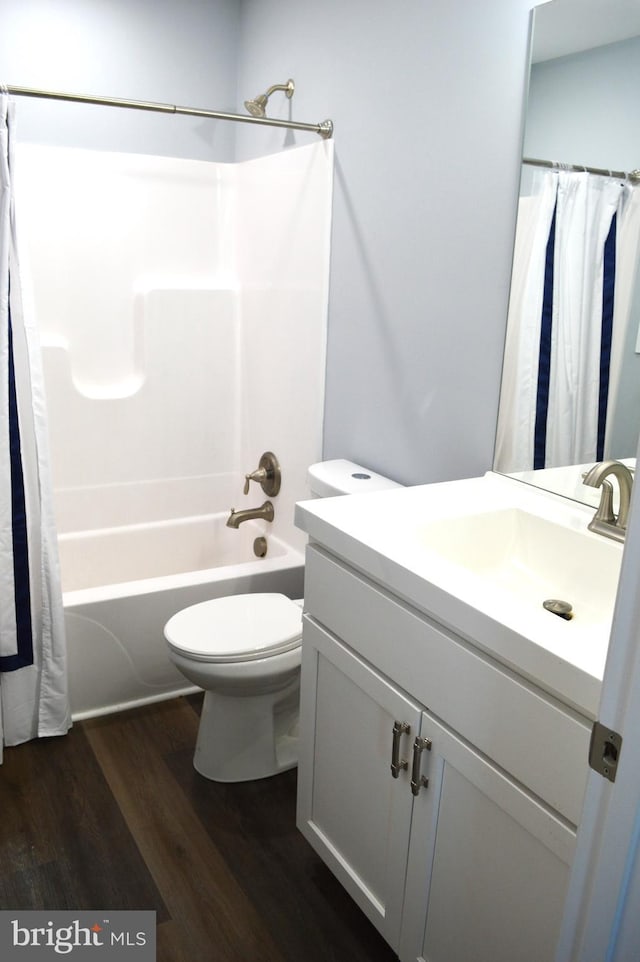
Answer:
xmin=244 ymin=469 xmax=264 ymax=495
xmin=243 ymin=452 xmax=281 ymax=497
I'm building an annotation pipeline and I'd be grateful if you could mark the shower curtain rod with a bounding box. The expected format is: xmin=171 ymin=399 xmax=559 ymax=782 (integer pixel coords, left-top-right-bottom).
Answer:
xmin=4 ymin=84 xmax=334 ymax=139
xmin=524 ymin=156 xmax=640 ymax=183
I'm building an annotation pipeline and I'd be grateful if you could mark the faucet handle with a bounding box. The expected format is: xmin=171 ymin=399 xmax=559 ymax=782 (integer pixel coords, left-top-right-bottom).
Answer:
xmin=243 ymin=451 xmax=281 ymax=497
xmin=244 ymin=469 xmax=266 ymax=495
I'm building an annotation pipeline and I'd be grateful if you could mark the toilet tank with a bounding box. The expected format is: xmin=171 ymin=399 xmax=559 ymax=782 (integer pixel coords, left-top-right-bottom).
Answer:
xmin=307 ymin=459 xmax=403 ymax=498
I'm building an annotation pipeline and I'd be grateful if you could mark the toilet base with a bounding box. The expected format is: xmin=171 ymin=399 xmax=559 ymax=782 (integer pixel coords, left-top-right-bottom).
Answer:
xmin=193 ymin=679 xmax=299 ymax=782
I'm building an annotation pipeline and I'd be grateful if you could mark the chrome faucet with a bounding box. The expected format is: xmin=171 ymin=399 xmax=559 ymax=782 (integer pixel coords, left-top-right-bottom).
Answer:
xmin=226 ymin=500 xmax=274 ymax=529
xmin=582 ymin=459 xmax=634 ymax=543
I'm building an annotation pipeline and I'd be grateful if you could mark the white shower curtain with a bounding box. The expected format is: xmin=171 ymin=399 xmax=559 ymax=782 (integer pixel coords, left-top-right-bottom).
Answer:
xmin=494 ymin=170 xmax=557 ymax=473
xmin=495 ymin=167 xmax=629 ymax=473
xmin=545 ymin=172 xmax=623 ymax=466
xmin=605 ymin=184 xmax=640 ymax=455
xmin=0 ymin=94 xmax=70 ymax=759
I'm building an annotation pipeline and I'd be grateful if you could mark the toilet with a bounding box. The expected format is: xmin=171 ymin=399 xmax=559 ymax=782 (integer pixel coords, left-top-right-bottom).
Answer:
xmin=164 ymin=460 xmax=401 ymax=783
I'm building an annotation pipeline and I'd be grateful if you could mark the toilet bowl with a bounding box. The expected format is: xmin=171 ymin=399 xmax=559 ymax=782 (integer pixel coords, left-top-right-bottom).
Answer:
xmin=165 ymin=592 xmax=303 ymax=782
xmin=164 ymin=460 xmax=401 ymax=783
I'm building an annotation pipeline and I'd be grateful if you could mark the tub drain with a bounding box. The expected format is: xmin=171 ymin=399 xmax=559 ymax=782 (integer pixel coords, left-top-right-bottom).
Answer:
xmin=543 ymin=599 xmax=573 ymax=621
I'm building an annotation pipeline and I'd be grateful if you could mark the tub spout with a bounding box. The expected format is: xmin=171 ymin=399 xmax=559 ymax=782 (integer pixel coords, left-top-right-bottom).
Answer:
xmin=226 ymin=500 xmax=274 ymax=529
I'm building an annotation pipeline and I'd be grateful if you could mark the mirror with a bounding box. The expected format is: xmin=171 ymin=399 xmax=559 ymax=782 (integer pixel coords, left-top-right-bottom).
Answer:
xmin=494 ymin=0 xmax=640 ymax=505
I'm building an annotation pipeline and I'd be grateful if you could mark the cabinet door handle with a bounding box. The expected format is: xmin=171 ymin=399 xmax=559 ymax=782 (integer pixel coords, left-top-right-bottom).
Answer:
xmin=411 ymin=736 xmax=432 ymax=795
xmin=390 ymin=721 xmax=411 ymax=778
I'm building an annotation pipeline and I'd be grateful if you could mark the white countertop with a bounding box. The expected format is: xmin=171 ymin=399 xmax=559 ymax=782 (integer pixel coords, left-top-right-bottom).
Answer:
xmin=296 ymin=472 xmax=623 ymax=719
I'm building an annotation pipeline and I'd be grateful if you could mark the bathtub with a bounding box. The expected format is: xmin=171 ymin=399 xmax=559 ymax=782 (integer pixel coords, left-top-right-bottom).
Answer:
xmin=59 ymin=513 xmax=305 ymax=720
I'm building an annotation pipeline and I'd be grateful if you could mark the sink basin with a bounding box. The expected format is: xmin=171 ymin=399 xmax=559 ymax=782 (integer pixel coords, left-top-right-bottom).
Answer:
xmin=295 ymin=472 xmax=625 ymax=715
xmin=416 ymin=508 xmax=622 ymax=628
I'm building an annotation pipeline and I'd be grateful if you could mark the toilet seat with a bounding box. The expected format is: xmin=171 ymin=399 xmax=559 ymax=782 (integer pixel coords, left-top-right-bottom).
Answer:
xmin=164 ymin=592 xmax=302 ymax=664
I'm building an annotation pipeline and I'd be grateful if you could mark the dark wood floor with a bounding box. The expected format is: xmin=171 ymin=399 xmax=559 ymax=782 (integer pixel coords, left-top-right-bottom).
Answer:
xmin=0 ymin=695 xmax=398 ymax=961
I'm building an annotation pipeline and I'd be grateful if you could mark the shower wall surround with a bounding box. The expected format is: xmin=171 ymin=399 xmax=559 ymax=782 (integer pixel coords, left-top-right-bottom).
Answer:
xmin=15 ymin=140 xmax=333 ymax=551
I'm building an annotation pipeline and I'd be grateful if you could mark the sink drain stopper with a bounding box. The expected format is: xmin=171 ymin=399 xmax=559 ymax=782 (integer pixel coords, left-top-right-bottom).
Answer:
xmin=543 ymin=599 xmax=573 ymax=620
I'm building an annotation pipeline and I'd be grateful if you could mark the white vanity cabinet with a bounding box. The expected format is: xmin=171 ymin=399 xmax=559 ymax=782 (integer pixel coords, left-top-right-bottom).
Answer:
xmin=298 ymin=616 xmax=421 ymax=948
xmin=297 ymin=544 xmax=591 ymax=962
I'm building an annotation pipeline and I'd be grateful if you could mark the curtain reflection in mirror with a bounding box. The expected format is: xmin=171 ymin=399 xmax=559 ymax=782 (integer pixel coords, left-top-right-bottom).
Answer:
xmin=495 ymin=167 xmax=640 ymax=474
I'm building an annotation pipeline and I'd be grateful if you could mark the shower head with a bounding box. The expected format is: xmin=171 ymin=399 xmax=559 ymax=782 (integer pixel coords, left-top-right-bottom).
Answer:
xmin=245 ymin=93 xmax=269 ymax=118
xmin=244 ymin=79 xmax=295 ymax=118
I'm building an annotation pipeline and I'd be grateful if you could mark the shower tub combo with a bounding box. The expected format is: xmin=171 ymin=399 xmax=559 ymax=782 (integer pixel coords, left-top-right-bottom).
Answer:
xmin=17 ymin=141 xmax=333 ymax=721
xmin=60 ymin=514 xmax=304 ymax=719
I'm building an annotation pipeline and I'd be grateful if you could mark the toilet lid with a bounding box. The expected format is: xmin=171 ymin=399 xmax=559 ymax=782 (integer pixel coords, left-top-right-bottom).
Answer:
xmin=164 ymin=593 xmax=303 ymax=663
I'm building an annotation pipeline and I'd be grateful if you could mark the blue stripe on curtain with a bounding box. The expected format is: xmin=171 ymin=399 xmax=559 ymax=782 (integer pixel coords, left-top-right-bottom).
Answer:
xmin=0 ymin=295 xmax=34 ymax=671
xmin=597 ymin=212 xmax=616 ymax=461
xmin=534 ymin=202 xmax=557 ymax=469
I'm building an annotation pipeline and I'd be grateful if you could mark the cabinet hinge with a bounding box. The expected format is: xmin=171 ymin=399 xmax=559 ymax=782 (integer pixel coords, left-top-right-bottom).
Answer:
xmin=589 ymin=721 xmax=623 ymax=783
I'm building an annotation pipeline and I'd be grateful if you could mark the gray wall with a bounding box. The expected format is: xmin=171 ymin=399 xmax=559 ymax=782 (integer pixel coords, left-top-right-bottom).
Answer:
xmin=0 ymin=0 xmax=240 ymax=161
xmin=526 ymin=35 xmax=640 ymax=171
xmin=235 ymin=0 xmax=534 ymax=484
xmin=2 ymin=0 xmax=536 ymax=487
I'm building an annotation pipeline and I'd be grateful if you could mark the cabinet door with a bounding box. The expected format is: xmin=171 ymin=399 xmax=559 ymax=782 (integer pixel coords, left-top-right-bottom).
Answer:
xmin=297 ymin=617 xmax=422 ymax=950
xmin=400 ymin=712 xmax=577 ymax=962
